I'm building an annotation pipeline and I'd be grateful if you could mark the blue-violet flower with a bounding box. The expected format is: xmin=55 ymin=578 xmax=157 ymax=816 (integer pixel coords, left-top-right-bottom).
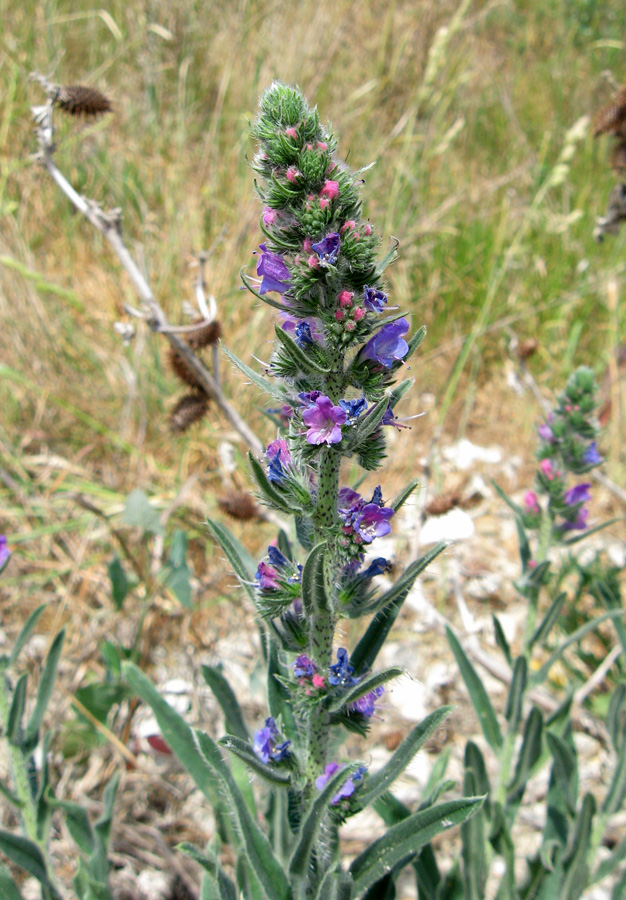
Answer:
xmin=361 ymin=319 xmax=410 ymax=368
xmin=257 ymin=243 xmax=291 ymax=295
xmin=302 ymin=395 xmax=347 ymax=445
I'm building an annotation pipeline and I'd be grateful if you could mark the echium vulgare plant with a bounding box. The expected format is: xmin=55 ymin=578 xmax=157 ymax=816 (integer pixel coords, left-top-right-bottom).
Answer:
xmin=124 ymin=82 xmax=483 ymax=899
xmin=440 ymin=368 xmax=626 ymax=899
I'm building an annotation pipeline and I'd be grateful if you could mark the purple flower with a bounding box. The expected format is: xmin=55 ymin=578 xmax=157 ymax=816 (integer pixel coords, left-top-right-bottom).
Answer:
xmin=369 ymin=485 xmax=383 ymax=507
xmin=354 ymin=503 xmax=394 ymax=543
xmin=302 ymin=395 xmax=347 ymax=445
xmin=338 ymin=397 xmax=368 ymax=424
xmin=328 ymin=648 xmax=360 ymax=686
xmin=360 ymin=557 xmax=390 ymax=579
xmin=363 ymin=286 xmax=388 ymax=313
xmin=266 ymin=438 xmax=293 ymax=483
xmin=294 ymin=654 xmax=316 ymax=677
xmin=255 ymin=561 xmax=280 ymax=591
xmin=312 ymin=232 xmax=340 ymax=264
xmin=0 ymin=536 xmax=9 ymax=573
xmin=583 ymin=442 xmax=602 ymax=466
xmin=253 ymin=717 xmax=291 ymax=763
xmin=561 ymin=508 xmax=589 ymax=532
xmin=268 ymin=546 xmax=289 ymax=568
xmin=256 ymin=243 xmax=291 ymax=295
xmin=564 ymin=483 xmax=592 ymax=506
xmin=282 ymin=316 xmax=324 ymax=347
xmin=537 ymin=423 xmax=554 ymax=442
xmin=338 ymin=487 xmax=363 ymax=513
xmin=380 ymin=403 xmax=409 ymax=430
xmin=315 ymin=762 xmax=366 ymax=804
xmin=298 ymin=390 xmax=323 ymax=406
xmin=361 ymin=319 xmax=409 ymax=368
xmin=350 ymin=685 xmax=384 ymax=717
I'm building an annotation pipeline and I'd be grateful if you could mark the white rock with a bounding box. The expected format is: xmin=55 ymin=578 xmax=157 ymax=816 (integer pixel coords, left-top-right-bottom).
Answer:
xmin=386 ymin=675 xmax=427 ymax=722
xmin=419 ymin=509 xmax=475 ymax=545
xmin=442 ymin=438 xmax=503 ymax=470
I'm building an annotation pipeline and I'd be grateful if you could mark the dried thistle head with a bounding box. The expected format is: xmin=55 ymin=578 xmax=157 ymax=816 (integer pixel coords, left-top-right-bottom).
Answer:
xmin=54 ymin=84 xmax=112 ymax=118
xmin=515 ymin=337 xmax=539 ymax=361
xmin=610 ymin=141 xmax=626 ymax=173
xmin=425 ymin=490 xmax=461 ymax=517
xmin=168 ymin=346 xmax=206 ymax=390
xmin=217 ymin=492 xmax=259 ymax=521
xmin=186 ymin=319 xmax=221 ymax=351
xmin=169 ymin=393 xmax=209 ymax=433
xmin=593 ymin=85 xmax=626 ymax=138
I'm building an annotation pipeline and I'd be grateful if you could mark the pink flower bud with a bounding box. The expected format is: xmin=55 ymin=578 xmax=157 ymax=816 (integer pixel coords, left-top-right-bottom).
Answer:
xmin=540 ymin=459 xmax=555 ymax=480
xmin=303 ymin=238 xmax=313 ymax=252
xmin=364 ymin=224 xmax=372 ymax=236
xmin=262 ymin=207 xmax=277 ymax=226
xmin=285 ymin=126 xmax=297 ymax=138
xmin=319 ymin=197 xmax=330 ymax=210
xmin=286 ymin=166 xmax=299 ymax=183
xmin=524 ymin=490 xmax=540 ymax=513
xmin=335 ymin=309 xmax=345 ymax=322
xmin=353 ymin=306 xmax=365 ymax=321
xmin=321 ymin=180 xmax=339 ymax=200
xmin=316 ymin=141 xmax=328 ymax=150
xmin=308 ymin=255 xmax=319 ymax=269
xmin=338 ymin=290 xmax=353 ymax=307
xmin=340 ymin=220 xmax=356 ymax=234
xmin=345 ymin=321 xmax=356 ymax=332
xmin=312 ymin=674 xmax=326 ymax=689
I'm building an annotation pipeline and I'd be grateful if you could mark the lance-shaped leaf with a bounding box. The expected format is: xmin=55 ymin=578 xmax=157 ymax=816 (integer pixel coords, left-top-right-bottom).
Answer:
xmin=464 ymin=742 xmax=491 ymax=817
xmin=206 ymin=519 xmax=258 ymax=603
xmin=7 ymin=673 xmax=28 ymax=744
xmin=607 ymin=682 xmax=626 ymax=754
xmin=391 ymin=479 xmax=420 ymax=513
xmin=219 ymin=735 xmax=292 ymax=786
xmin=492 ymin=615 xmax=512 ymax=666
xmin=348 ymin=797 xmax=484 ymax=896
xmin=24 ymin=629 xmax=65 ymax=747
xmin=531 ymin=610 xmax=624 ymax=686
xmin=461 ymin=766 xmax=486 ymax=900
xmin=593 ymin=832 xmax=626 ymax=883
xmin=546 ymin=732 xmax=578 ymax=816
xmin=301 ymin=541 xmax=328 ymax=617
xmin=274 ymin=323 xmax=331 ymax=374
xmin=491 ymin=480 xmax=526 ymax=519
xmin=222 ymin=344 xmax=286 ymax=402
xmin=505 ymin=656 xmax=527 ymax=730
xmin=563 ymin=519 xmax=618 ymax=545
xmin=529 ymin=592 xmax=566 ymax=648
xmin=602 ymin=726 xmax=626 ymax=817
xmin=327 ymin=667 xmax=402 ymax=715
xmin=194 ymin=730 xmax=290 ymax=900
xmin=123 ymin=663 xmax=222 ymax=805
xmin=403 ymin=325 xmax=427 ymax=363
xmin=358 ymin=708 xmax=452 ymax=808
xmin=202 ymin=665 xmax=249 ymax=742
xmin=265 ymin=632 xmax=297 ymax=737
xmin=47 ymin=794 xmax=94 ymax=856
xmin=560 ymin=793 xmax=595 ymax=900
xmin=0 ymin=831 xmax=59 ymax=897
xmin=289 ymin=762 xmax=364 ymax=880
xmin=92 ymin=771 xmax=120 ymax=883
xmin=446 ymin=627 xmax=503 ymax=751
xmin=248 ymin=452 xmax=303 ymax=515
xmin=0 ymin=862 xmax=25 ymax=900
xmin=8 ymin=605 xmax=46 ymax=666
xmin=350 ymin=395 xmax=390 ymax=447
xmin=375 ymin=238 xmax=399 ymax=275
xmin=180 ymin=844 xmax=238 ymax=900
xmin=507 ymin=706 xmax=543 ymax=797
xmin=351 ymin=540 xmax=445 ymax=627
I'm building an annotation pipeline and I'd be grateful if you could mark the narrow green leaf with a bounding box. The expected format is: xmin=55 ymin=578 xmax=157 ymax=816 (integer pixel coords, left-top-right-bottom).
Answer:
xmin=327 ymin=667 xmax=402 ymax=714
xmin=358 ymin=708 xmax=452 ymax=808
xmin=7 ymin=673 xmax=28 ymax=743
xmin=9 ymin=605 xmax=46 ymax=665
xmin=531 ymin=610 xmax=624 ymax=686
xmin=351 ymin=394 xmax=390 ymax=446
xmin=492 ymin=615 xmax=512 ymax=666
xmin=202 ymin=665 xmax=249 ymax=741
xmin=274 ymin=323 xmax=330 ymax=374
xmin=461 ymin=769 xmax=486 ymax=900
xmin=194 ymin=731 xmax=290 ymax=900
xmin=107 ymin=556 xmax=129 ymax=610
xmin=0 ymin=830 xmax=55 ymax=892
xmin=240 ymin=266 xmax=292 ymax=313
xmin=349 ymin=797 xmax=484 ymax=895
xmin=122 ymin=663 xmax=222 ymax=804
xmin=0 ymin=779 xmax=24 ymax=809
xmin=561 ymin=793 xmax=595 ymax=900
xmin=375 ymin=238 xmax=399 ymax=275
xmin=206 ymin=518 xmax=257 ymax=602
xmin=222 ymin=343 xmax=285 ymax=402
xmin=464 ymin=742 xmax=491 ymax=812
xmin=362 ymin=871 xmax=395 ymax=900
xmin=0 ymin=862 xmax=26 ymax=900
xmin=446 ymin=627 xmax=503 ymax=751
xmin=607 ymin=683 xmax=626 ymax=754
xmin=515 ymin=518 xmax=531 ymax=571
xmin=46 ymin=795 xmax=95 ymax=856
xmin=314 ymin=869 xmax=355 ymax=900
xmin=563 ymin=518 xmax=618 ymax=545
xmin=301 ymin=541 xmax=328 ymax=617
xmin=507 ymin=706 xmax=543 ymax=795
xmin=491 ymin=480 xmax=525 ymax=518
xmin=505 ymin=656 xmax=527 ymax=730
xmin=248 ymin=452 xmax=302 ymax=514
xmin=593 ymin=833 xmax=626 ymax=883
xmin=602 ymin=727 xmax=626 ymax=817
xmin=546 ymin=732 xmax=578 ymax=815
xmin=289 ymin=762 xmax=364 ymax=879
xmin=529 ymin=592 xmax=566 ymax=648
xmin=404 ymin=324 xmax=427 ymax=361
xmin=391 ymin=479 xmax=420 ymax=513
xmin=25 ymin=630 xmax=65 ymax=745
xmin=219 ymin=735 xmax=292 ymax=785
xmin=92 ymin=771 xmax=120 ymax=881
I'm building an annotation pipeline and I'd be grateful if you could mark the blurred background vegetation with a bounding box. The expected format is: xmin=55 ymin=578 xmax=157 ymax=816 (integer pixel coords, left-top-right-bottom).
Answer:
xmin=0 ymin=0 xmax=624 ymax=610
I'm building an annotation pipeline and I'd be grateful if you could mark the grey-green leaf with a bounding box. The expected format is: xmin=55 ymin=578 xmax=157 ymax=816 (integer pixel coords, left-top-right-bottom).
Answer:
xmin=25 ymin=629 xmax=65 ymax=745
xmin=446 ymin=627 xmax=503 ymax=751
xmin=202 ymin=665 xmax=249 ymax=741
xmin=9 ymin=605 xmax=46 ymax=665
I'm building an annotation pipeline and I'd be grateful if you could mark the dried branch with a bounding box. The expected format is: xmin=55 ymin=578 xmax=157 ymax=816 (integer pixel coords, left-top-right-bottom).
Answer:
xmin=30 ymin=76 xmax=263 ymax=456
